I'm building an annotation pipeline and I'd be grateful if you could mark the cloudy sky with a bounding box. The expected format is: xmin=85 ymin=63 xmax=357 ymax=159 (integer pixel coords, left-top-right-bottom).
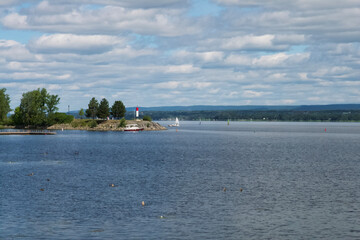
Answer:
xmin=1 ymin=0 xmax=359 ymax=111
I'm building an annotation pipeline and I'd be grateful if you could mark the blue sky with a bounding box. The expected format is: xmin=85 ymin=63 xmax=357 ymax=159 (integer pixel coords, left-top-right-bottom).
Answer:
xmin=0 ymin=0 xmax=359 ymax=112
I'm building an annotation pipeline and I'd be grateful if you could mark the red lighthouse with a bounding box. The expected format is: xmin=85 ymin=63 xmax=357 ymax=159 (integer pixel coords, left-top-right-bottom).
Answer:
xmin=136 ymin=107 xmax=139 ymax=118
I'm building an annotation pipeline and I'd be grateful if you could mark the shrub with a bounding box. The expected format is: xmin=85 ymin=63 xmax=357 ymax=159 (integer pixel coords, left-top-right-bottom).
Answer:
xmin=0 ymin=118 xmax=13 ymax=126
xmin=143 ymin=115 xmax=152 ymax=121
xmin=71 ymin=121 xmax=79 ymax=128
xmin=89 ymin=120 xmax=98 ymax=128
xmin=118 ymin=118 xmax=126 ymax=128
xmin=48 ymin=112 xmax=74 ymax=125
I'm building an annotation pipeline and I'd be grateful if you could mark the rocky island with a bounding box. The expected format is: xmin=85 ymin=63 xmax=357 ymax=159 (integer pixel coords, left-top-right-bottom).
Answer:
xmin=47 ymin=119 xmax=167 ymax=131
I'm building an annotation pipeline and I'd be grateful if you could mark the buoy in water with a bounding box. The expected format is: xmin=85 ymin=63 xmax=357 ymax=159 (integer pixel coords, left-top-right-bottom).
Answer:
xmin=142 ymin=201 xmax=146 ymax=206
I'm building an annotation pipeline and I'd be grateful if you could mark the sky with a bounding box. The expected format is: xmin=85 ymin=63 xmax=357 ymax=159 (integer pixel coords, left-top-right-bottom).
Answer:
xmin=0 ymin=0 xmax=359 ymax=112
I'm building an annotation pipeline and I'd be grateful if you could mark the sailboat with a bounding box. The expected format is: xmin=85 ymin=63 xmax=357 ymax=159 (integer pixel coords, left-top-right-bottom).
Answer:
xmin=168 ymin=117 xmax=180 ymax=127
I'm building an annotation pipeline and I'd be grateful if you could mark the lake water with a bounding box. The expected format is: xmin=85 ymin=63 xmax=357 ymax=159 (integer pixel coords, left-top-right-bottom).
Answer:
xmin=1 ymin=121 xmax=360 ymax=239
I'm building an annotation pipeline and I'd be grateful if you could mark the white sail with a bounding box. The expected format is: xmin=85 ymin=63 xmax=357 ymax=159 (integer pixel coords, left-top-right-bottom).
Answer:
xmin=168 ymin=117 xmax=180 ymax=127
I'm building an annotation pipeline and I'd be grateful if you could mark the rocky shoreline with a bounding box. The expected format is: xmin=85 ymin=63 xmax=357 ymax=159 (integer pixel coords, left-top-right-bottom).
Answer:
xmin=47 ymin=120 xmax=167 ymax=131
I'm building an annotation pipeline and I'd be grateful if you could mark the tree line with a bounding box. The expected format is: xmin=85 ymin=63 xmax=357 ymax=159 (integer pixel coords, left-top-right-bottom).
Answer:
xmin=0 ymin=88 xmax=11 ymax=124
xmin=0 ymin=88 xmax=126 ymax=128
xmin=1 ymin=88 xmax=73 ymax=127
xmin=83 ymin=97 xmax=126 ymax=119
xmin=134 ymin=110 xmax=360 ymax=122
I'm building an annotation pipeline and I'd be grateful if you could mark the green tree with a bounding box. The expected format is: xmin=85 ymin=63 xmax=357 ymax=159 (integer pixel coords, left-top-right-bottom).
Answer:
xmin=118 ymin=118 xmax=126 ymax=128
xmin=143 ymin=115 xmax=152 ymax=121
xmin=11 ymin=107 xmax=23 ymax=126
xmin=97 ymin=98 xmax=110 ymax=119
xmin=111 ymin=100 xmax=126 ymax=119
xmin=89 ymin=120 xmax=97 ymax=128
xmin=47 ymin=112 xmax=74 ymax=125
xmin=86 ymin=97 xmax=99 ymax=119
xmin=0 ymin=88 xmax=11 ymax=122
xmin=15 ymin=88 xmax=61 ymax=127
xmin=19 ymin=89 xmax=47 ymax=126
xmin=79 ymin=108 xmax=85 ymax=119
xmin=46 ymin=94 xmax=60 ymax=114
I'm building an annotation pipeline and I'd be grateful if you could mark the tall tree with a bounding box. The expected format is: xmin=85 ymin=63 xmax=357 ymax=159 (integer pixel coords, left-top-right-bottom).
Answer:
xmin=97 ymin=98 xmax=110 ymax=119
xmin=0 ymin=88 xmax=11 ymax=122
xmin=15 ymin=88 xmax=61 ymax=127
xmin=111 ymin=100 xmax=126 ymax=119
xmin=86 ymin=97 xmax=99 ymax=119
xmin=11 ymin=107 xmax=23 ymax=125
xmin=46 ymin=94 xmax=60 ymax=114
xmin=19 ymin=89 xmax=48 ymax=126
xmin=79 ymin=108 xmax=84 ymax=119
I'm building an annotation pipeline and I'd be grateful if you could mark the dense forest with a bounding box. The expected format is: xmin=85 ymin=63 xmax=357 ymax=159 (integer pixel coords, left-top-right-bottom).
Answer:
xmin=128 ymin=110 xmax=360 ymax=122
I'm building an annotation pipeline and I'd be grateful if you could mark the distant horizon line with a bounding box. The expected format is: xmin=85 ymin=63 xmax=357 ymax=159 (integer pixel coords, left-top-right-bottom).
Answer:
xmin=63 ymin=103 xmax=360 ymax=113
xmin=125 ymin=103 xmax=360 ymax=108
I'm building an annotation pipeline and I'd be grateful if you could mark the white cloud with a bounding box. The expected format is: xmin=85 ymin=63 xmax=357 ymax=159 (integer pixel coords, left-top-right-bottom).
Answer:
xmin=243 ymin=90 xmax=271 ymax=98
xmin=2 ymin=4 xmax=198 ymax=37
xmin=156 ymin=81 xmax=180 ymax=89
xmin=224 ymin=54 xmax=251 ymax=66
xmin=253 ymin=52 xmax=309 ymax=67
xmin=173 ymin=50 xmax=224 ymax=64
xmin=0 ymin=40 xmax=41 ymax=61
xmin=221 ymin=35 xmax=283 ymax=51
xmin=46 ymin=0 xmax=187 ymax=8
xmin=165 ymin=64 xmax=200 ymax=74
xmin=28 ymin=34 xmax=124 ymax=54
xmin=155 ymin=80 xmax=211 ymax=89
xmin=0 ymin=0 xmax=20 ymax=6
xmin=215 ymin=0 xmax=359 ymax=10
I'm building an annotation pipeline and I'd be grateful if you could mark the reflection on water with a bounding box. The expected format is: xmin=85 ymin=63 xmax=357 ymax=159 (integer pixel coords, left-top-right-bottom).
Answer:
xmin=1 ymin=122 xmax=360 ymax=239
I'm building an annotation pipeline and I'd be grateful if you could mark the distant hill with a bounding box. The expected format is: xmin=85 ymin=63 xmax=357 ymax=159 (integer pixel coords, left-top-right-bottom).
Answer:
xmin=126 ymin=104 xmax=360 ymax=112
xmin=65 ymin=104 xmax=360 ymax=121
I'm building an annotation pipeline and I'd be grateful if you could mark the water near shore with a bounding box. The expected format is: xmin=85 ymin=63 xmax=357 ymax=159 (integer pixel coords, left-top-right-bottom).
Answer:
xmin=1 ymin=121 xmax=360 ymax=239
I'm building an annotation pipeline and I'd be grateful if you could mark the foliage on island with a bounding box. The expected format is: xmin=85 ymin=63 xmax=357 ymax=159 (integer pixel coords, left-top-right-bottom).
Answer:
xmin=111 ymin=101 xmax=126 ymax=119
xmin=10 ymin=88 xmax=74 ymax=127
xmin=142 ymin=115 xmax=152 ymax=121
xmin=0 ymin=88 xmax=11 ymax=124
xmin=85 ymin=97 xmax=99 ymax=119
xmin=1 ymin=88 xmax=73 ymax=128
xmin=79 ymin=108 xmax=85 ymax=119
xmin=85 ymin=97 xmax=126 ymax=120
xmin=118 ymin=118 xmax=126 ymax=128
xmin=1 ymin=88 xmax=129 ymax=128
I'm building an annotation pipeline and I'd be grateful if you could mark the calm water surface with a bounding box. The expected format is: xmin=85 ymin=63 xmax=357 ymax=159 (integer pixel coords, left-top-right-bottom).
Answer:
xmin=1 ymin=121 xmax=360 ymax=239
